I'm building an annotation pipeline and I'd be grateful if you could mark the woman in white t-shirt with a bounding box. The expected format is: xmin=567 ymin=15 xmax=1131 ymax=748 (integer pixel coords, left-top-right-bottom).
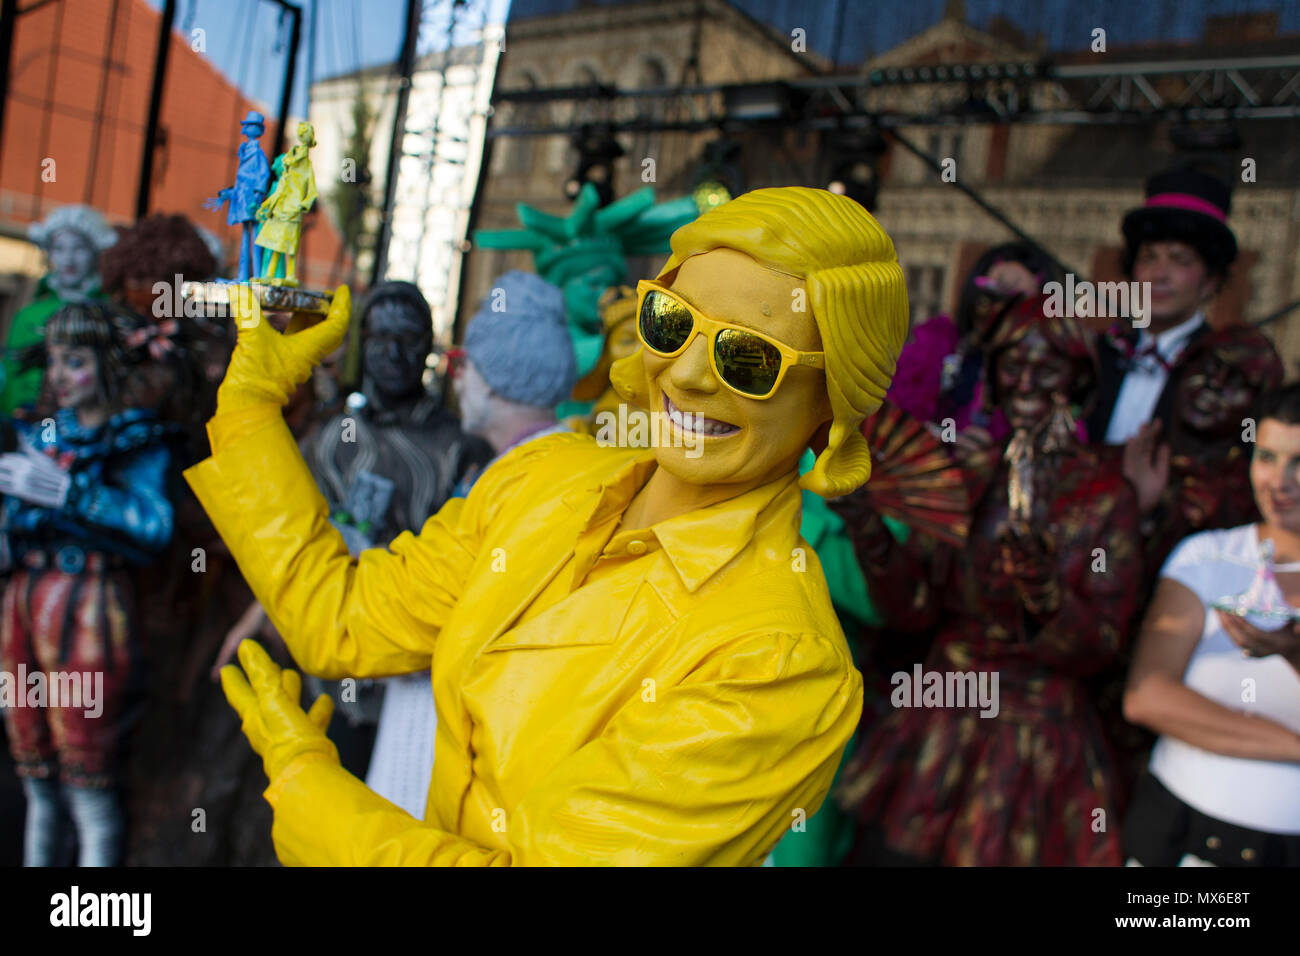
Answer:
xmin=1123 ymin=385 xmax=1300 ymax=866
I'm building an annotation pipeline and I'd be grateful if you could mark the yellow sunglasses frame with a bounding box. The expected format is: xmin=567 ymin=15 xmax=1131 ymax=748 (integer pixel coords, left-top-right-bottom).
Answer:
xmin=634 ymin=279 xmax=825 ymax=400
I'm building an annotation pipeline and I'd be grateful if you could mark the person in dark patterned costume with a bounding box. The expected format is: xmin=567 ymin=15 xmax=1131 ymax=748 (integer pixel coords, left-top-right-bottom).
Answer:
xmin=834 ymin=295 xmax=1142 ymax=865
xmin=1120 ymin=326 xmax=1284 ymax=595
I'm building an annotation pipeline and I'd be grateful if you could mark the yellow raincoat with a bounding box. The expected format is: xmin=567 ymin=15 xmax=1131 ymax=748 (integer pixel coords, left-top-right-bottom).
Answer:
xmin=186 ymin=404 xmax=862 ymax=865
xmin=255 ymin=144 xmax=317 ymax=255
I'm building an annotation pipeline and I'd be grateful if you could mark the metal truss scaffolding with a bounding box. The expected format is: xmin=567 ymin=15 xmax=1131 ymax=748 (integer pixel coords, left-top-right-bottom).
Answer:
xmin=485 ymin=53 xmax=1300 ymax=137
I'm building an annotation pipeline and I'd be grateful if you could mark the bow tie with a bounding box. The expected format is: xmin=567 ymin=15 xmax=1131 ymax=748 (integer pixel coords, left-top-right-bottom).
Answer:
xmin=1110 ymin=329 xmax=1171 ymax=374
xmin=1129 ymin=341 xmax=1171 ymax=374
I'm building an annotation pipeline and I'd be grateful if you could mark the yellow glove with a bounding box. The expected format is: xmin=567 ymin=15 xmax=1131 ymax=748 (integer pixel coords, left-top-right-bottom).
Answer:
xmin=217 ymin=284 xmax=351 ymax=414
xmin=221 ymin=640 xmax=339 ymax=783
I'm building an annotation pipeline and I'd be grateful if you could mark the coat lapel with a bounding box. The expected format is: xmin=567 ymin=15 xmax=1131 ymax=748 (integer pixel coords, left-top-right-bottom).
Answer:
xmin=477 ymin=510 xmax=586 ymax=649
xmin=1152 ymin=321 xmax=1210 ymax=432
xmin=1086 ymin=333 xmax=1128 ymax=443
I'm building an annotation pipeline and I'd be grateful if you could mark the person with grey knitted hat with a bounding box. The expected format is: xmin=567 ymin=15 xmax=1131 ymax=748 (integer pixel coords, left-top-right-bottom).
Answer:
xmin=456 ymin=270 xmax=577 ymax=457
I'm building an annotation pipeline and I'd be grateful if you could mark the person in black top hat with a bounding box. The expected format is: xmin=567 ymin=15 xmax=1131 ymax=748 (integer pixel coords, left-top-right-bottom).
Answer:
xmin=1086 ymin=165 xmax=1239 ymax=487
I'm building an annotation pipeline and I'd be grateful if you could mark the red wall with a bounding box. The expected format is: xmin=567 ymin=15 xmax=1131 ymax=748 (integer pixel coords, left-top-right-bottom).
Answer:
xmin=2 ymin=0 xmax=344 ymax=287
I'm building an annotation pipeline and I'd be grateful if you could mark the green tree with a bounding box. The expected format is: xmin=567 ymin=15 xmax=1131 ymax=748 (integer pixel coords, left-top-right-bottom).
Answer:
xmin=330 ymin=85 xmax=377 ymax=285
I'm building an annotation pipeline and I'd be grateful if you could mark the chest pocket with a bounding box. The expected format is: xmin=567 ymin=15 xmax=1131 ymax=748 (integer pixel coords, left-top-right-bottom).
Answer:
xmin=480 ymin=570 xmax=670 ymax=654
xmin=461 ymin=574 xmax=676 ymax=799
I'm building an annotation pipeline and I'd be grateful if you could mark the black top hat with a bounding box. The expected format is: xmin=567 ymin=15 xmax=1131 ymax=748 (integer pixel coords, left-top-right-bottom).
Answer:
xmin=1121 ymin=166 xmax=1238 ymax=276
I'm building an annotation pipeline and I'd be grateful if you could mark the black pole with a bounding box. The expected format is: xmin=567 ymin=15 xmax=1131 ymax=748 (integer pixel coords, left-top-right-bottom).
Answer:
xmin=0 ymin=0 xmax=18 ymax=165
xmin=452 ymin=48 xmax=504 ymax=349
xmin=1253 ymin=298 xmax=1300 ymax=329
xmin=273 ymin=3 xmax=303 ymax=159
xmin=372 ymin=0 xmax=422 ymax=285
xmin=136 ymin=0 xmax=177 ymax=220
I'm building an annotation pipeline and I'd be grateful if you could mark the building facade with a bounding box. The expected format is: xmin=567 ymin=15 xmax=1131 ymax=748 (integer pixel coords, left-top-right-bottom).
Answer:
xmin=466 ymin=1 xmax=1300 ymax=367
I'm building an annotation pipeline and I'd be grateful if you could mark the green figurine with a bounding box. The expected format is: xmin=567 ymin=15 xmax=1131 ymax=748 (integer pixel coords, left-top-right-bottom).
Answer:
xmin=255 ymin=122 xmax=318 ymax=286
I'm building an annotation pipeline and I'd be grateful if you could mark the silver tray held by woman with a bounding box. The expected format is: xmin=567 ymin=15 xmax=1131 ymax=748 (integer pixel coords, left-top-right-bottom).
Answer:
xmin=1209 ymin=538 xmax=1300 ymax=628
xmin=181 ymin=281 xmax=333 ymax=318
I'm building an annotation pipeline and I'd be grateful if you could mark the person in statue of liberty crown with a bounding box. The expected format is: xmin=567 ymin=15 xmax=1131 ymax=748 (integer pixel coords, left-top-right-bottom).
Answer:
xmin=205 ymin=111 xmax=272 ymax=283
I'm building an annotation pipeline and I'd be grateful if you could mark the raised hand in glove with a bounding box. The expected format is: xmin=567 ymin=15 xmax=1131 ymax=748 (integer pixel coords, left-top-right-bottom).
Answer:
xmin=220 ymin=639 xmax=338 ymax=783
xmin=217 ymin=284 xmax=351 ymax=414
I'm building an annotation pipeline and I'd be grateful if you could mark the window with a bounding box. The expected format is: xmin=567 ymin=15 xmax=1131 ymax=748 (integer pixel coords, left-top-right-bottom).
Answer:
xmin=630 ymin=57 xmax=668 ymax=180
xmin=905 ymin=264 xmax=947 ymax=326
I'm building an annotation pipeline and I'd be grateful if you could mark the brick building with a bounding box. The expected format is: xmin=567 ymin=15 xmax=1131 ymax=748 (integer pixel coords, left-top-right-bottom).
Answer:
xmin=0 ymin=0 xmax=344 ymax=328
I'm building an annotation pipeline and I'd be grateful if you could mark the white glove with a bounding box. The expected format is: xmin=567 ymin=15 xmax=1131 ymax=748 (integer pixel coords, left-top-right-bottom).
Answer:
xmin=0 ymin=451 xmax=71 ymax=508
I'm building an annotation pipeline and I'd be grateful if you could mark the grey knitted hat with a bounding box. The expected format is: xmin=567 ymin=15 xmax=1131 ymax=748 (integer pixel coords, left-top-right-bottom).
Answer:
xmin=464 ymin=270 xmax=576 ymax=408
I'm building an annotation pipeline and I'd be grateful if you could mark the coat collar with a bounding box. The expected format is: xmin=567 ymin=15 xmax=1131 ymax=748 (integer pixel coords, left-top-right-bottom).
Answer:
xmin=654 ymin=475 xmax=798 ymax=592
xmin=563 ymin=451 xmax=799 ymax=594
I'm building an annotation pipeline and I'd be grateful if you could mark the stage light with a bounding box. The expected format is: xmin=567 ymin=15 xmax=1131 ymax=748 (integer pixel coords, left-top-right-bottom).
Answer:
xmin=690 ymin=138 xmax=743 ymax=212
xmin=692 ymin=180 xmax=732 ymax=213
xmin=565 ymin=124 xmax=624 ymax=206
xmin=825 ymin=128 xmax=885 ymax=211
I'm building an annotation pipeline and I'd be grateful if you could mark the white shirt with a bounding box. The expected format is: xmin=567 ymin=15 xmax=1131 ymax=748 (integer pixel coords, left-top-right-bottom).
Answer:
xmin=1148 ymin=524 xmax=1300 ymax=833
xmin=1103 ymin=312 xmax=1205 ymax=445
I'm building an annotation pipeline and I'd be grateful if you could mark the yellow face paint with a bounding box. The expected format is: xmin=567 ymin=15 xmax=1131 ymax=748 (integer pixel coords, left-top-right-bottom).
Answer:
xmin=611 ymin=186 xmax=909 ymax=498
xmin=642 ymin=248 xmax=832 ymax=491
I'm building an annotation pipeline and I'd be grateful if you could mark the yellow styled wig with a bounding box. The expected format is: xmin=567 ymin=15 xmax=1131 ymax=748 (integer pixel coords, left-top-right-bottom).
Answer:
xmin=610 ymin=186 xmax=909 ymax=498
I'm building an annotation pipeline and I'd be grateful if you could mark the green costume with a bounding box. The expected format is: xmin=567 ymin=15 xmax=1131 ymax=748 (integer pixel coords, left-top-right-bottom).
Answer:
xmin=0 ymin=275 xmax=106 ymax=415
xmin=768 ymin=450 xmax=907 ymax=866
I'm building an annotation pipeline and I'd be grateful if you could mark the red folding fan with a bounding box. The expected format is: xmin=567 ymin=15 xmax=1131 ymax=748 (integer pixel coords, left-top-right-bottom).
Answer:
xmin=857 ymin=400 xmax=970 ymax=547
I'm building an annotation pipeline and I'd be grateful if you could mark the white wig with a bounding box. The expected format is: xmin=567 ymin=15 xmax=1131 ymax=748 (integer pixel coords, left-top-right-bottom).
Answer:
xmin=28 ymin=205 xmax=118 ymax=252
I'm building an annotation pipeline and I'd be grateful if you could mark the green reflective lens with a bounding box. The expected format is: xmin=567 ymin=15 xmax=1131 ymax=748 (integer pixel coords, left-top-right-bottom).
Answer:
xmin=715 ymin=328 xmax=781 ymax=396
xmin=639 ymin=290 xmax=694 ymax=354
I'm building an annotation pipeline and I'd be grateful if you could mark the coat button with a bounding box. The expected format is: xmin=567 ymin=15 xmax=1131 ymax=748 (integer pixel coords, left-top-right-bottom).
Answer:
xmin=1241 ymin=847 xmax=1256 ymax=862
xmin=627 ymin=540 xmax=647 ymax=556
xmin=1205 ymin=836 xmax=1221 ymax=850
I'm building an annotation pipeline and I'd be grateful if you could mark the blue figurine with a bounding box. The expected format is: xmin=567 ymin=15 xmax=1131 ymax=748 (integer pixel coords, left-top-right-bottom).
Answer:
xmin=205 ymin=110 xmax=271 ymax=282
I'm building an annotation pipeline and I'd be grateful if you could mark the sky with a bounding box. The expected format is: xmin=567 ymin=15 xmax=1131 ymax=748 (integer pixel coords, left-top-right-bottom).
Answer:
xmin=148 ymin=0 xmax=1299 ymax=117
xmin=144 ymin=0 xmax=513 ymax=117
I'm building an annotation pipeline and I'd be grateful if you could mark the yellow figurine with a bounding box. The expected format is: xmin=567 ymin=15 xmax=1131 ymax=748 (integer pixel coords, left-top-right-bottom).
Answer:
xmin=190 ymin=188 xmax=909 ymax=865
xmin=255 ymin=121 xmax=318 ymax=287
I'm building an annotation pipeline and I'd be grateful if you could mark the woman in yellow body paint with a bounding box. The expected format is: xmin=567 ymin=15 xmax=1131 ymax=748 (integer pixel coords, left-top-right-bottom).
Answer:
xmin=195 ymin=187 xmax=909 ymax=865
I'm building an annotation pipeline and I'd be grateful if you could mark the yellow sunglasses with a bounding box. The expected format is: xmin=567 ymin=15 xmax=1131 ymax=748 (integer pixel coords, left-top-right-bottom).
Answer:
xmin=635 ymin=279 xmax=824 ymax=400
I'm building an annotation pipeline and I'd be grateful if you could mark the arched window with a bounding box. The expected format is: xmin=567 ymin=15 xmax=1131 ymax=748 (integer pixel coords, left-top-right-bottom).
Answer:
xmin=638 ymin=57 xmax=666 ymax=88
